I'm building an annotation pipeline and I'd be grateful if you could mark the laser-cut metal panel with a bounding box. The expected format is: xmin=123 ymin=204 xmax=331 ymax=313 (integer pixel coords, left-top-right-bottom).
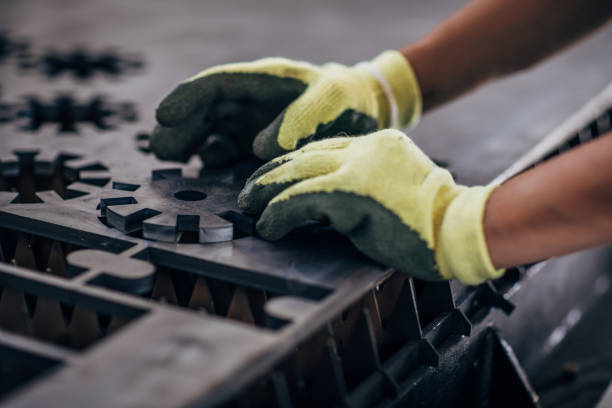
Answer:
xmin=0 ymin=75 xmax=609 ymax=408
xmin=0 ymin=0 xmax=611 ymax=404
xmin=0 ymin=68 xmax=610 ymax=408
xmin=0 ymin=129 xmax=390 ymax=297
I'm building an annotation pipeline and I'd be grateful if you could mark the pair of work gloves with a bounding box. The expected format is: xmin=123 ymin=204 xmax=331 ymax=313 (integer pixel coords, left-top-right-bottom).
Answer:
xmin=151 ymin=51 xmax=503 ymax=285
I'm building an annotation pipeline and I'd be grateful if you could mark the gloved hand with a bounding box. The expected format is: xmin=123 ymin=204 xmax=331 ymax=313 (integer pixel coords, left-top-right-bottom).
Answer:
xmin=238 ymin=129 xmax=504 ymax=285
xmin=151 ymin=51 xmax=421 ymax=167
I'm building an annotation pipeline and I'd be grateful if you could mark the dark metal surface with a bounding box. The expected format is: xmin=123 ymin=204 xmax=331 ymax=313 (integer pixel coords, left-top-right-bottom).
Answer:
xmin=2 ymin=0 xmax=611 ymax=185
xmin=0 ymin=1 xmax=611 ymax=407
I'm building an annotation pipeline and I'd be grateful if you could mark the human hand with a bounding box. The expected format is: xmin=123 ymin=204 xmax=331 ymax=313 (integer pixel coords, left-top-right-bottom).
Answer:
xmin=238 ymin=129 xmax=503 ymax=284
xmin=151 ymin=51 xmax=421 ymax=167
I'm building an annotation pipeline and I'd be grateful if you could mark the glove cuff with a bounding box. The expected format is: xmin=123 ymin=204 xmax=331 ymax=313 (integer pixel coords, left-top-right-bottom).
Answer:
xmin=436 ymin=185 xmax=505 ymax=285
xmin=369 ymin=50 xmax=422 ymax=130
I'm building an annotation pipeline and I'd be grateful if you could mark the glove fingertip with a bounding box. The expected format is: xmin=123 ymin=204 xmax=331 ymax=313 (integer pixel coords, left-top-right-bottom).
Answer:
xmin=255 ymin=214 xmax=287 ymax=241
xmin=149 ymin=125 xmax=173 ymax=160
xmin=156 ymin=96 xmax=188 ymax=126
xmin=149 ymin=125 xmax=193 ymax=162
xmin=253 ymin=112 xmax=290 ymax=160
xmin=156 ymin=80 xmax=209 ymax=126
xmin=239 ymin=180 xmax=279 ymax=216
xmin=237 ymin=181 xmax=256 ymax=213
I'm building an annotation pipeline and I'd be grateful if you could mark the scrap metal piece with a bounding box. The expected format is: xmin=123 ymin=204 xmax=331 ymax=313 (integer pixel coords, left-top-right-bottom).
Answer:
xmin=99 ymin=169 xmax=252 ymax=243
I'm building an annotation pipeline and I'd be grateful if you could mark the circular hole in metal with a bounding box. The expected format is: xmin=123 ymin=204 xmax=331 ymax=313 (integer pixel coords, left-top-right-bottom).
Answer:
xmin=174 ymin=190 xmax=207 ymax=201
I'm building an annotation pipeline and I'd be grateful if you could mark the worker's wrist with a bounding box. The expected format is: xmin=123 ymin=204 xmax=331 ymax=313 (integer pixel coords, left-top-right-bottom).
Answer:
xmin=436 ymin=185 xmax=505 ymax=285
xmin=367 ymin=50 xmax=422 ymax=129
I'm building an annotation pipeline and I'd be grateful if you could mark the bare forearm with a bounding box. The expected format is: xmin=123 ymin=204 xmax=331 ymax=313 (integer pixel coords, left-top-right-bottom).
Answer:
xmin=401 ymin=0 xmax=612 ymax=111
xmin=484 ymin=132 xmax=612 ymax=268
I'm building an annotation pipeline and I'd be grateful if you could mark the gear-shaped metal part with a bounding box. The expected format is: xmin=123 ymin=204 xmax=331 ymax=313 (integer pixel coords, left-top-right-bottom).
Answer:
xmin=99 ymin=169 xmax=253 ymax=244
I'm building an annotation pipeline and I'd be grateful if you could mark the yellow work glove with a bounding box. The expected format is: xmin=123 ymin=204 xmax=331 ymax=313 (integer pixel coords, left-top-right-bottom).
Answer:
xmin=151 ymin=51 xmax=421 ymax=167
xmin=238 ymin=129 xmax=504 ymax=285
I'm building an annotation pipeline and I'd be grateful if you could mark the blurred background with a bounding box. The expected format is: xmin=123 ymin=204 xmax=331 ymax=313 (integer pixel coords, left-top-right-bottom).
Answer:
xmin=1 ymin=0 xmax=611 ymax=184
